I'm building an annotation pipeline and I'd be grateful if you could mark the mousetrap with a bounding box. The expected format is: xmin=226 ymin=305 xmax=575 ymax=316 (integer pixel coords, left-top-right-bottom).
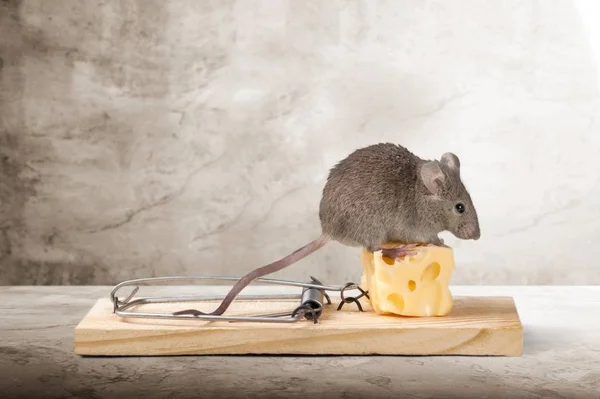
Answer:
xmin=74 ymin=275 xmax=523 ymax=356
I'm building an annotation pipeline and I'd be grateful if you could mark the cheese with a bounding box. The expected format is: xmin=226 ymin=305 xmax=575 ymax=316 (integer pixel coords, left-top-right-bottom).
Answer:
xmin=360 ymin=244 xmax=455 ymax=317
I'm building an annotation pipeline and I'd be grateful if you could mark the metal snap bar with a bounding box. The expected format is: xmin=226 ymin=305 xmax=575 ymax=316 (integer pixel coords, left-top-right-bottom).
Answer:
xmin=110 ymin=275 xmax=367 ymax=324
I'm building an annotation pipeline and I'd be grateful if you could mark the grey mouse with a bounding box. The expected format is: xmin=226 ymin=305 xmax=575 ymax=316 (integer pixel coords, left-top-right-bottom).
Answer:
xmin=176 ymin=142 xmax=480 ymax=317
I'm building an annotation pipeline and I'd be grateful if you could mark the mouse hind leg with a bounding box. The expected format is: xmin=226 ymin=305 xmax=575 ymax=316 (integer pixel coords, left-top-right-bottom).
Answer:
xmin=372 ymin=244 xmax=418 ymax=259
xmin=366 ymin=228 xmax=418 ymax=259
xmin=364 ymin=234 xmax=418 ymax=259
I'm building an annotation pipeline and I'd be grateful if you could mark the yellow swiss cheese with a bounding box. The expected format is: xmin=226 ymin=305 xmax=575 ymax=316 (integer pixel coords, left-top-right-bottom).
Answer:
xmin=360 ymin=244 xmax=455 ymax=317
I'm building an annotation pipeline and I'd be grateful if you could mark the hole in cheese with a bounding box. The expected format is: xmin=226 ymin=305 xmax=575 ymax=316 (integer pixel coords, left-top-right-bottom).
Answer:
xmin=408 ymin=280 xmax=416 ymax=291
xmin=386 ymin=293 xmax=405 ymax=312
xmin=382 ymin=256 xmax=395 ymax=265
xmin=421 ymin=262 xmax=441 ymax=282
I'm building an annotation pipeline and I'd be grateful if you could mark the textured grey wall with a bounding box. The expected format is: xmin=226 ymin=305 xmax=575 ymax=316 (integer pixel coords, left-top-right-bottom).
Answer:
xmin=1 ymin=0 xmax=599 ymax=285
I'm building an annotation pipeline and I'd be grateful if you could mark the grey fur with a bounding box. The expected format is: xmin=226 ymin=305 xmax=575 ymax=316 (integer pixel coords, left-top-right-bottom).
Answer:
xmin=319 ymin=143 xmax=480 ymax=250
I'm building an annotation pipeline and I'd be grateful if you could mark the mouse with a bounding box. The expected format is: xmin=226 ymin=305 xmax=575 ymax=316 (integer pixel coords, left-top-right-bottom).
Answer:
xmin=175 ymin=142 xmax=480 ymax=317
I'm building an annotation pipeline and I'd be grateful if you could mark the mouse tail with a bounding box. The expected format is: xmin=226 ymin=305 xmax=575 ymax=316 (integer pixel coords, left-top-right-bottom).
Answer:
xmin=177 ymin=234 xmax=329 ymax=317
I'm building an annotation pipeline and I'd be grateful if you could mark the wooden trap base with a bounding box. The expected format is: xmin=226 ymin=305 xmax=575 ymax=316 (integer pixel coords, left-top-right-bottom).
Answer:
xmin=74 ymin=296 xmax=523 ymax=356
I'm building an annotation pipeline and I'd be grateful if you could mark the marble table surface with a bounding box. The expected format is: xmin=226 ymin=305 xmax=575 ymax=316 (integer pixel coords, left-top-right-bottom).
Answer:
xmin=1 ymin=285 xmax=599 ymax=399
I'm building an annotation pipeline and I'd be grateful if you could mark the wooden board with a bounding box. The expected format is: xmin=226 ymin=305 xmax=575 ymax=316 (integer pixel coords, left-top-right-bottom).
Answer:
xmin=74 ymin=296 xmax=523 ymax=356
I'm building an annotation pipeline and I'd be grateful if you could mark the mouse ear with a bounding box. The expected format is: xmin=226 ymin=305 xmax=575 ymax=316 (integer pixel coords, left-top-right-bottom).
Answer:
xmin=441 ymin=152 xmax=460 ymax=171
xmin=420 ymin=162 xmax=446 ymax=195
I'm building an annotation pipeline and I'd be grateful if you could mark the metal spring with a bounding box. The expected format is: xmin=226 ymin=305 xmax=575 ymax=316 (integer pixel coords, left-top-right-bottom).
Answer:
xmin=336 ymin=283 xmax=370 ymax=312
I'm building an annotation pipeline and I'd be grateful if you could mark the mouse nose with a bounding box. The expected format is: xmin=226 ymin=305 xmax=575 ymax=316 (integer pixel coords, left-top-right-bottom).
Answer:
xmin=462 ymin=223 xmax=480 ymax=240
xmin=470 ymin=225 xmax=480 ymax=240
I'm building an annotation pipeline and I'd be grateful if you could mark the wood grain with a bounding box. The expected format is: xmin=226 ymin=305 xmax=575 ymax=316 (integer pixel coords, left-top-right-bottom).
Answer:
xmin=74 ymin=296 xmax=523 ymax=356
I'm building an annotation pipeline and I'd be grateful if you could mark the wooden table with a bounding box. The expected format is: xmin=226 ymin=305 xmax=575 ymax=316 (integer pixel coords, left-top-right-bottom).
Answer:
xmin=1 ymin=286 xmax=599 ymax=399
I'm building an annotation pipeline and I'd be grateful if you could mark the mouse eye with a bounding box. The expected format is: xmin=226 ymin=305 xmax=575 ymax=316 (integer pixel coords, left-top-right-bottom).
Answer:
xmin=455 ymin=203 xmax=465 ymax=214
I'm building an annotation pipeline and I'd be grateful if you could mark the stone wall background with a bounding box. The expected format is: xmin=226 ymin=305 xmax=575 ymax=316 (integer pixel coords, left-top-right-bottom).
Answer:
xmin=1 ymin=0 xmax=599 ymax=285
